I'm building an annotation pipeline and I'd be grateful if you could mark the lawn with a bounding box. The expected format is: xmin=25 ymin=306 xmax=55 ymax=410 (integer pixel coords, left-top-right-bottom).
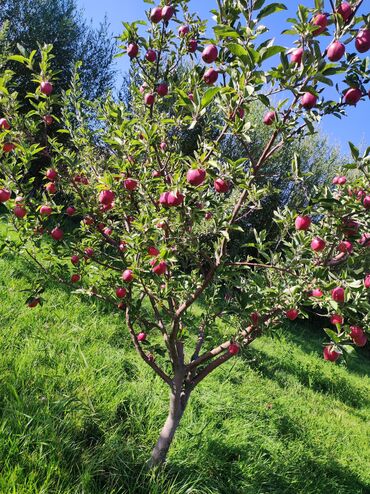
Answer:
xmin=0 ymin=248 xmax=369 ymax=493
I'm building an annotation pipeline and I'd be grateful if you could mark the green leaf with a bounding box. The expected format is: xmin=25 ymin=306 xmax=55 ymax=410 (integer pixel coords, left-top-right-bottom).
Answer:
xmin=257 ymin=3 xmax=287 ymax=20
xmin=260 ymin=45 xmax=286 ymax=62
xmin=200 ymin=87 xmax=221 ymax=108
xmin=348 ymin=142 xmax=359 ymax=160
xmin=227 ymin=43 xmax=259 ymax=68
xmin=253 ymin=0 xmax=266 ymax=9
xmin=324 ymin=329 xmax=341 ymax=344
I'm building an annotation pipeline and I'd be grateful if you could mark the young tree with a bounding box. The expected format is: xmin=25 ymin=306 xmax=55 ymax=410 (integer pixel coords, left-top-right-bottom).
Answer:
xmin=0 ymin=0 xmax=369 ymax=467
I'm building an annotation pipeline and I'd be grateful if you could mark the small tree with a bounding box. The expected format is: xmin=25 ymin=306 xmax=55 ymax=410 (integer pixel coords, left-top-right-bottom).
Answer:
xmin=0 ymin=0 xmax=369 ymax=467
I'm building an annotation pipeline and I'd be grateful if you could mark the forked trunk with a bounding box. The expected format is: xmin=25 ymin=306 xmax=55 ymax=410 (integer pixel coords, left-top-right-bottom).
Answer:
xmin=150 ymin=377 xmax=189 ymax=467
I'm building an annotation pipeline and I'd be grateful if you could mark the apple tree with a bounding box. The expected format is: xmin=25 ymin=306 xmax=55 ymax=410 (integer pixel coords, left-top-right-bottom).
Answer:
xmin=0 ymin=0 xmax=369 ymax=466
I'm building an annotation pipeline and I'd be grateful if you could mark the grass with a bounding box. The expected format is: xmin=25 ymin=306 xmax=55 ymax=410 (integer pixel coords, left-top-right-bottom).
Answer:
xmin=0 ymin=249 xmax=369 ymax=493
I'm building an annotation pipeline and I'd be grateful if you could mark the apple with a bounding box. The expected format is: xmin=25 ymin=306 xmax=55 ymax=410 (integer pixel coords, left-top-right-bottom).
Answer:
xmin=338 ymin=240 xmax=353 ymax=253
xmin=312 ymin=13 xmax=328 ymax=36
xmin=116 ymin=287 xmax=127 ymax=299
xmin=214 ymin=178 xmax=230 ymax=193
xmin=40 ymin=205 xmax=53 ymax=216
xmin=71 ymin=274 xmax=81 ymax=283
xmin=286 ymin=309 xmax=299 ymax=321
xmin=43 ymin=115 xmax=53 ymax=125
xmin=45 ymin=182 xmax=57 ymax=194
xmin=119 ymin=242 xmax=127 ymax=252
xmin=40 ymin=81 xmax=53 ymax=95
xmin=363 ymin=196 xmax=370 ymax=209
xmin=311 ymin=237 xmax=326 ymax=252
xmin=14 ymin=205 xmax=26 ymax=218
xmin=28 ymin=298 xmax=40 ymax=308
xmin=46 ymin=168 xmax=58 ymax=181
xmin=160 ymin=142 xmax=167 ymax=152
xmin=103 ymin=227 xmax=112 ymax=236
xmin=205 ymin=212 xmax=213 ymax=220
xmin=263 ymin=111 xmax=276 ymax=125
xmin=332 ymin=286 xmax=345 ymax=303
xmin=84 ymin=216 xmax=94 ymax=226
xmin=124 ymin=178 xmax=138 ymax=191
xmin=51 ymin=227 xmax=64 ymax=241
xmin=0 ymin=189 xmax=11 ymax=202
xmin=99 ymin=189 xmax=115 ymax=205
xmin=167 ymin=191 xmax=184 ymax=206
xmin=311 ymin=288 xmax=323 ymax=298
xmin=122 ymin=269 xmax=134 ymax=282
xmin=3 ymin=143 xmax=15 ymax=152
xmin=117 ymin=302 xmax=125 ymax=310
xmin=144 ymin=93 xmax=156 ymax=106
xmin=71 ymin=255 xmax=80 ymax=266
xmin=145 ymin=49 xmax=157 ymax=62
xmin=343 ymin=88 xmax=362 ymax=105
xmin=0 ymin=118 xmax=10 ymax=129
xmin=337 ymin=176 xmax=347 ymax=185
xmin=327 ymin=41 xmax=345 ymax=62
xmin=127 ymin=42 xmax=139 ymax=58
xmin=301 ymin=92 xmax=317 ymax=109
xmin=178 ymin=25 xmax=189 ymax=37
xmin=84 ymin=247 xmax=94 ymax=258
xmin=358 ymin=233 xmax=370 ymax=247
xmin=202 ymin=44 xmax=218 ymax=64
xmin=152 ymin=260 xmax=167 ymax=275
xmin=137 ymin=332 xmax=147 ymax=342
xmin=148 ymin=246 xmax=160 ymax=257
xmin=228 ymin=342 xmax=240 ymax=355
xmin=186 ymin=168 xmax=206 ymax=186
xmin=332 ymin=176 xmax=339 ymax=184
xmin=342 ymin=218 xmax=359 ymax=237
xmin=349 ymin=326 xmax=367 ymax=347
xmin=203 ymin=68 xmax=218 ymax=85
xmin=161 ymin=5 xmax=174 ymax=21
xmin=365 ymin=274 xmax=370 ymax=289
xmin=66 ymin=206 xmax=76 ymax=216
xmin=150 ymin=6 xmax=162 ymax=23
xmin=251 ymin=311 xmax=260 ymax=326
xmin=355 ymin=29 xmax=370 ymax=53
xmin=323 ymin=345 xmax=340 ymax=362
xmin=157 ymin=83 xmax=168 ymax=97
xmin=330 ymin=314 xmax=344 ymax=325
xmin=295 ymin=215 xmax=311 ymax=230
xmin=188 ymin=39 xmax=198 ymax=53
xmin=290 ymin=47 xmax=303 ymax=65
xmin=188 ymin=93 xmax=194 ymax=101
xmin=337 ymin=2 xmax=352 ymax=21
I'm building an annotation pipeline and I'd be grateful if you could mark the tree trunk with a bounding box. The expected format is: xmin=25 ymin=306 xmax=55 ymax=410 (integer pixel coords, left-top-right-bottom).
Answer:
xmin=149 ymin=377 xmax=189 ymax=467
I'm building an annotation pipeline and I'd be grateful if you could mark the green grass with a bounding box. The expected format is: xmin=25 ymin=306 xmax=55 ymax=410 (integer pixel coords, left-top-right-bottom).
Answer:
xmin=0 ymin=250 xmax=369 ymax=493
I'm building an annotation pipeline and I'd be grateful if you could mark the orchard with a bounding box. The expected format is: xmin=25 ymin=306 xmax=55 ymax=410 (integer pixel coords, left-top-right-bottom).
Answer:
xmin=0 ymin=0 xmax=369 ymax=468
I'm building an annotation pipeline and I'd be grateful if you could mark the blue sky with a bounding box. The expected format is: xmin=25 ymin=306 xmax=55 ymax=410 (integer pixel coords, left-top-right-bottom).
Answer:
xmin=77 ymin=0 xmax=368 ymax=155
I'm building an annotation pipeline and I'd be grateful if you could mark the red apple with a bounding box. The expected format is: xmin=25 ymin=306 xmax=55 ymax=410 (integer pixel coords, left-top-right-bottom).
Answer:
xmin=28 ymin=298 xmax=40 ymax=308
xmin=0 ymin=188 xmax=11 ymax=202
xmin=311 ymin=288 xmax=323 ymax=298
xmin=84 ymin=216 xmax=94 ymax=226
xmin=51 ymin=227 xmax=64 ymax=241
xmin=124 ymin=178 xmax=138 ymax=191
xmin=295 ymin=215 xmax=311 ymax=230
xmin=167 ymin=191 xmax=184 ymax=207
xmin=40 ymin=81 xmax=53 ymax=95
xmin=178 ymin=25 xmax=189 ymax=37
xmin=152 ymin=260 xmax=167 ymax=275
xmin=263 ymin=111 xmax=276 ymax=125
xmin=327 ymin=41 xmax=345 ymax=62
xmin=84 ymin=247 xmax=94 ymax=258
xmin=312 ymin=13 xmax=328 ymax=36
xmin=349 ymin=326 xmax=367 ymax=347
xmin=66 ymin=206 xmax=76 ymax=216
xmin=145 ymin=49 xmax=157 ymax=62
xmin=3 ymin=143 xmax=15 ymax=153
xmin=71 ymin=274 xmax=81 ymax=283
xmin=119 ymin=242 xmax=127 ymax=252
xmin=355 ymin=29 xmax=370 ymax=53
xmin=331 ymin=314 xmax=344 ymax=325
xmin=323 ymin=345 xmax=340 ymax=361
xmin=286 ymin=309 xmax=299 ymax=321
xmin=228 ymin=342 xmax=240 ymax=355
xmin=161 ymin=5 xmax=174 ymax=21
xmin=99 ymin=189 xmax=115 ymax=205
xmin=71 ymin=255 xmax=80 ymax=266
xmin=148 ymin=246 xmax=160 ymax=257
xmin=150 ymin=6 xmax=162 ymax=23
xmin=202 ymin=44 xmax=218 ymax=64
xmin=157 ymin=83 xmax=168 ymax=97
xmin=214 ymin=178 xmax=230 ymax=193
xmin=187 ymin=168 xmax=206 ymax=186
xmin=337 ymin=2 xmax=352 ymax=21
xmin=301 ymin=92 xmax=317 ymax=109
xmin=43 ymin=115 xmax=53 ymax=125
xmin=144 ymin=93 xmax=156 ymax=106
xmin=365 ymin=274 xmax=370 ymax=289
xmin=122 ymin=269 xmax=134 ymax=282
xmin=0 ymin=117 xmax=10 ymax=129
xmin=127 ymin=42 xmax=139 ymax=58
xmin=137 ymin=332 xmax=147 ymax=342
xmin=343 ymin=87 xmax=362 ymax=105
xmin=188 ymin=39 xmax=198 ymax=53
xmin=103 ymin=227 xmax=112 ymax=236
xmin=290 ymin=47 xmax=303 ymax=65
xmin=40 ymin=205 xmax=52 ymax=216
xmin=363 ymin=196 xmax=370 ymax=209
xmin=45 ymin=182 xmax=57 ymax=194
xmin=46 ymin=168 xmax=57 ymax=181
xmin=338 ymin=240 xmax=353 ymax=253
xmin=14 ymin=205 xmax=26 ymax=218
xmin=332 ymin=286 xmax=345 ymax=303
xmin=116 ymin=287 xmax=127 ymax=299
xmin=311 ymin=237 xmax=326 ymax=252
xmin=251 ymin=311 xmax=260 ymax=326
xmin=337 ymin=176 xmax=347 ymax=185
xmin=332 ymin=176 xmax=339 ymax=184
xmin=160 ymin=142 xmax=167 ymax=152
xmin=203 ymin=68 xmax=219 ymax=85
xmin=205 ymin=212 xmax=213 ymax=220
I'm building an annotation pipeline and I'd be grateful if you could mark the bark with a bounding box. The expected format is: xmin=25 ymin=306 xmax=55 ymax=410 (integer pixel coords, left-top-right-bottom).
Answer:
xmin=149 ymin=374 xmax=189 ymax=467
